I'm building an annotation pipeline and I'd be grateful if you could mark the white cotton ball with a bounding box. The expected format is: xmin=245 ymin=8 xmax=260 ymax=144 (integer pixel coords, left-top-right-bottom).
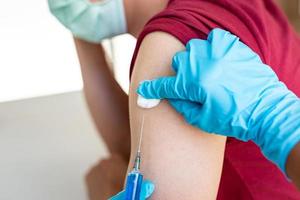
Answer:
xmin=137 ymin=94 xmax=161 ymax=109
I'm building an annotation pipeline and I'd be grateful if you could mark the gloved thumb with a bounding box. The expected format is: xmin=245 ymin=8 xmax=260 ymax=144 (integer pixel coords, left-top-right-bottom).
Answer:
xmin=108 ymin=180 xmax=155 ymax=200
xmin=140 ymin=180 xmax=155 ymax=199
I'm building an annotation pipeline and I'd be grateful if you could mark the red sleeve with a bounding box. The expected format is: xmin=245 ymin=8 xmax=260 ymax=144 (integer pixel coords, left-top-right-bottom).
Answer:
xmin=130 ymin=0 xmax=300 ymax=97
xmin=129 ymin=0 xmax=300 ymax=199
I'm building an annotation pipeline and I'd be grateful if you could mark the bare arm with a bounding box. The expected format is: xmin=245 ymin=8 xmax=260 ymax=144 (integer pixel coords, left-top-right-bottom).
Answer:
xmin=287 ymin=142 xmax=300 ymax=189
xmin=129 ymin=32 xmax=226 ymax=199
xmin=74 ymin=38 xmax=130 ymax=159
xmin=72 ymin=0 xmax=168 ymax=159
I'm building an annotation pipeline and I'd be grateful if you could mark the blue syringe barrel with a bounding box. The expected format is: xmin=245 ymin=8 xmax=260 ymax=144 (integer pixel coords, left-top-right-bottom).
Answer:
xmin=124 ymin=170 xmax=143 ymax=200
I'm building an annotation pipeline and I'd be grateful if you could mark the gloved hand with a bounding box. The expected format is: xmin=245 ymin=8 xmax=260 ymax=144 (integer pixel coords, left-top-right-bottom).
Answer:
xmin=137 ymin=28 xmax=300 ymax=174
xmin=109 ymin=180 xmax=155 ymax=200
xmin=48 ymin=0 xmax=127 ymax=43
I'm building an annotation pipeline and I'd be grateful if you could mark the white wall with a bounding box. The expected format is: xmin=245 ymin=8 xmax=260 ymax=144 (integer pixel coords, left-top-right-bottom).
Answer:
xmin=0 ymin=0 xmax=82 ymax=102
xmin=0 ymin=0 xmax=136 ymax=102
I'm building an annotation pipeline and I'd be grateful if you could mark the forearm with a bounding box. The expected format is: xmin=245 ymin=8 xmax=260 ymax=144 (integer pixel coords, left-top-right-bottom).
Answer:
xmin=74 ymin=38 xmax=130 ymax=159
xmin=287 ymin=142 xmax=300 ymax=189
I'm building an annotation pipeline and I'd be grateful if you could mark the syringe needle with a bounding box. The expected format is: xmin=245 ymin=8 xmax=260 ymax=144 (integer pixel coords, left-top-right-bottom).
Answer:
xmin=134 ymin=115 xmax=145 ymax=171
xmin=138 ymin=114 xmax=145 ymax=153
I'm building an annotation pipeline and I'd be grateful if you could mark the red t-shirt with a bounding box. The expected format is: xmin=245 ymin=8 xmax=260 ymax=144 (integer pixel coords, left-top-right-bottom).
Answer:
xmin=130 ymin=0 xmax=300 ymax=199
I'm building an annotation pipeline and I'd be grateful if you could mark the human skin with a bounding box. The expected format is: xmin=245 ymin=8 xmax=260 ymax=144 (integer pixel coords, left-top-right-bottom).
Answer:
xmin=75 ymin=38 xmax=130 ymax=159
xmin=75 ymin=0 xmax=300 ymax=199
xmin=287 ymin=142 xmax=300 ymax=189
xmin=76 ymin=0 xmax=169 ymax=159
xmin=77 ymin=0 xmax=226 ymax=198
xmin=75 ymin=1 xmax=169 ymax=199
xmin=85 ymin=154 xmax=128 ymax=199
xmin=128 ymin=32 xmax=226 ymax=199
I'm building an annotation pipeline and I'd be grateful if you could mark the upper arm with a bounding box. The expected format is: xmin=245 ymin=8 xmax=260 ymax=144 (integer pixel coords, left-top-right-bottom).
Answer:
xmin=128 ymin=32 xmax=226 ymax=199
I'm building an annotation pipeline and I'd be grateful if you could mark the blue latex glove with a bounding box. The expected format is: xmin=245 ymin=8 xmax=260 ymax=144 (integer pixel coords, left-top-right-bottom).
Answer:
xmin=137 ymin=28 xmax=300 ymax=174
xmin=109 ymin=180 xmax=155 ymax=200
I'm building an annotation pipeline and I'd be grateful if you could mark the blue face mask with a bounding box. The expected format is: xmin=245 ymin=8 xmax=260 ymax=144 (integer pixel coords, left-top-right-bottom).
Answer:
xmin=48 ymin=0 xmax=127 ymax=43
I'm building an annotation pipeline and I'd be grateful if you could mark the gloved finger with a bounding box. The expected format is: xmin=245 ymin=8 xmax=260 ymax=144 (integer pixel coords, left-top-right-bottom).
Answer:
xmin=172 ymin=39 xmax=210 ymax=75
xmin=186 ymin=39 xmax=210 ymax=59
xmin=140 ymin=180 xmax=155 ymax=199
xmin=234 ymin=41 xmax=262 ymax=62
xmin=137 ymin=77 xmax=189 ymax=100
xmin=207 ymin=29 xmax=262 ymax=62
xmin=207 ymin=28 xmax=240 ymax=59
xmin=169 ymin=99 xmax=203 ymax=127
xmin=108 ymin=180 xmax=154 ymax=200
xmin=108 ymin=190 xmax=125 ymax=200
xmin=172 ymin=51 xmax=188 ymax=73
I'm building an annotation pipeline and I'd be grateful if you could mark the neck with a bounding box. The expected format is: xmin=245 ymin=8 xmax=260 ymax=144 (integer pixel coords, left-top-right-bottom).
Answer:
xmin=124 ymin=0 xmax=169 ymax=37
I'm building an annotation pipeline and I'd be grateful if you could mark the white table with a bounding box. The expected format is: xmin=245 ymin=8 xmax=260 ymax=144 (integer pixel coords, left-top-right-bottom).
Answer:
xmin=0 ymin=92 xmax=107 ymax=200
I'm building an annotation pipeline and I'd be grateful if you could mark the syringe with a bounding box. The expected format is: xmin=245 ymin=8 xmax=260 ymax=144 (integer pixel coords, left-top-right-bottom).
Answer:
xmin=124 ymin=115 xmax=145 ymax=200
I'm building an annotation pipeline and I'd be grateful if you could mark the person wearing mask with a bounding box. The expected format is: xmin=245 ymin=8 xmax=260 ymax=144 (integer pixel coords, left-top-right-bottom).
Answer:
xmin=49 ymin=0 xmax=300 ymax=199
